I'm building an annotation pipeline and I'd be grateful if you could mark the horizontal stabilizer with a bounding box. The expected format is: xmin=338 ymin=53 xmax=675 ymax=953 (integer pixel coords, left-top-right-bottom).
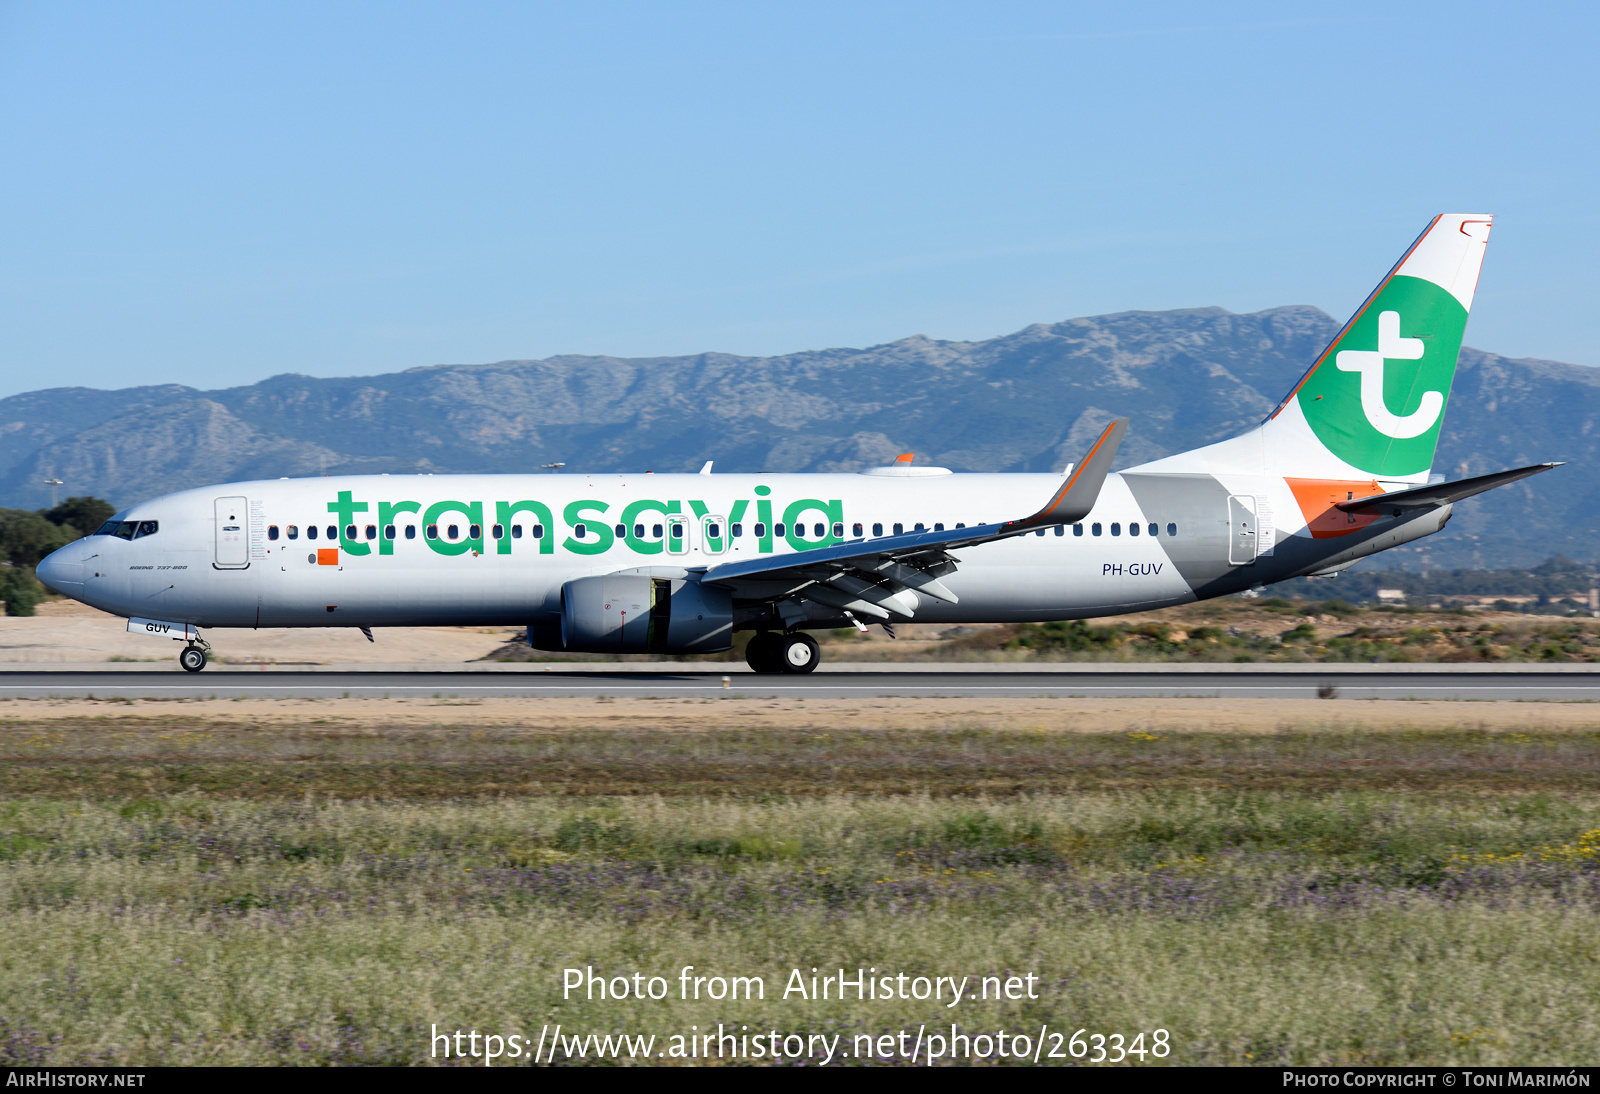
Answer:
xmin=1335 ymin=462 xmax=1561 ymax=514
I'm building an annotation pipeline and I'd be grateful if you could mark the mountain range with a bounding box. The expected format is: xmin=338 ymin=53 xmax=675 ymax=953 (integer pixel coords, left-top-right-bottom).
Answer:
xmin=3 ymin=304 xmax=1595 ymax=568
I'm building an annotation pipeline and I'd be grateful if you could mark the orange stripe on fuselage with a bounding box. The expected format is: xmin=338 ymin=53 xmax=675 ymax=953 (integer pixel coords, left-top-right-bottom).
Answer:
xmin=1285 ymin=478 xmax=1385 ymax=538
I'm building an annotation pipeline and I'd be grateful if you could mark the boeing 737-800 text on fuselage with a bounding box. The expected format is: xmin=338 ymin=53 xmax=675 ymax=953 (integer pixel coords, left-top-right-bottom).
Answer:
xmin=36 ymin=215 xmax=1558 ymax=673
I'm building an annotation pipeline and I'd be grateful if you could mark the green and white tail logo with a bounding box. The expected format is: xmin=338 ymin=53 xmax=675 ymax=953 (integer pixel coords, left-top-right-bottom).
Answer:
xmin=1296 ymin=274 xmax=1468 ymax=478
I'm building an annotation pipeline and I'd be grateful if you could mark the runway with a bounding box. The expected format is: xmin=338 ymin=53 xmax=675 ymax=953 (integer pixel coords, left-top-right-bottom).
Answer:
xmin=1 ymin=664 xmax=1597 ymax=700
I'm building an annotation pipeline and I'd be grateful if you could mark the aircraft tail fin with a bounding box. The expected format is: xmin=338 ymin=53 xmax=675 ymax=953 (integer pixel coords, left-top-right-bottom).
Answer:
xmin=1130 ymin=214 xmax=1492 ymax=483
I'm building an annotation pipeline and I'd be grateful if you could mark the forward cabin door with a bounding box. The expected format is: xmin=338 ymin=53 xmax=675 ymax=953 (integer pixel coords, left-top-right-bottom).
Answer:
xmin=1227 ymin=495 xmax=1258 ymax=566
xmin=214 ymin=496 xmax=249 ymax=569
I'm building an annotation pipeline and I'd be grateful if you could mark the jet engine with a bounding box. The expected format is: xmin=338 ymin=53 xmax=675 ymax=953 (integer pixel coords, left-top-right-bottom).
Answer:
xmin=532 ymin=574 xmax=733 ymax=654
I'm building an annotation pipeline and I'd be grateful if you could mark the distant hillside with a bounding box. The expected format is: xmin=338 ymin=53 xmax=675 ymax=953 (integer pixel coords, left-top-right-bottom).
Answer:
xmin=3 ymin=304 xmax=1595 ymax=568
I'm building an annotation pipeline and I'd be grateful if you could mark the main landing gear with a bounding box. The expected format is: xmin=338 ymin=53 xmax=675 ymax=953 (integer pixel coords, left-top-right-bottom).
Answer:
xmin=744 ymin=631 xmax=820 ymax=674
xmin=179 ymin=644 xmax=208 ymax=673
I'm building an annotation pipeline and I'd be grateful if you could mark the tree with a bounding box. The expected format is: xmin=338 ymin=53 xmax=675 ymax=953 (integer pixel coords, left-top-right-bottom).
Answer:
xmin=0 ymin=565 xmax=40 ymax=617
xmin=43 ymin=496 xmax=115 ymax=537
xmin=0 ymin=510 xmax=73 ymax=568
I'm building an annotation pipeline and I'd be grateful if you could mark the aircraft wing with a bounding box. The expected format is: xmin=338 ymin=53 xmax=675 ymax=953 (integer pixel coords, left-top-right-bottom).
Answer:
xmin=1335 ymin=462 xmax=1561 ymax=514
xmin=699 ymin=419 xmax=1127 ymax=620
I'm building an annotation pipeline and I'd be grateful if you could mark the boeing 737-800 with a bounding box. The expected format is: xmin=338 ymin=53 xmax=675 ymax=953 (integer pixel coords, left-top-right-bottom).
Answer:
xmin=36 ymin=214 xmax=1557 ymax=673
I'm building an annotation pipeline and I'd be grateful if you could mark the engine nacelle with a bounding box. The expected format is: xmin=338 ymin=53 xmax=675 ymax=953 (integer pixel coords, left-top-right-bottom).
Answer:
xmin=541 ymin=574 xmax=733 ymax=654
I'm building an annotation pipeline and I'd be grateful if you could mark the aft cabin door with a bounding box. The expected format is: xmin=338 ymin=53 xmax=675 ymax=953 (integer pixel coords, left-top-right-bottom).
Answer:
xmin=214 ymin=496 xmax=249 ymax=569
xmin=1227 ymin=495 xmax=1258 ymax=566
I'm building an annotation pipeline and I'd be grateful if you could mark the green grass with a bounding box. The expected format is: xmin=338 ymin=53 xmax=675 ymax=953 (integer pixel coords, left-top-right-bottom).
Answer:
xmin=2 ymin=719 xmax=1600 ymax=1065
xmin=1 ymin=783 xmax=1600 ymax=1064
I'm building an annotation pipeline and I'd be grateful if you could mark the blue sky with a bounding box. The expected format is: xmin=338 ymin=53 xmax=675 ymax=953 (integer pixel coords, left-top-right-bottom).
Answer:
xmin=0 ymin=1 xmax=1596 ymax=397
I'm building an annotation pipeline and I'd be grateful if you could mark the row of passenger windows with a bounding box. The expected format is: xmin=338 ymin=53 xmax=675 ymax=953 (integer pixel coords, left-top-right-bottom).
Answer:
xmin=265 ymin=519 xmax=1183 ymax=544
xmin=1070 ymin=522 xmax=1179 ymax=538
xmin=268 ymin=523 xmax=545 ymax=542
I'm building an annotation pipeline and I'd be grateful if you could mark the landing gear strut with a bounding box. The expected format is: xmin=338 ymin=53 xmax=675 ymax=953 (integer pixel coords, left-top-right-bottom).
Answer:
xmin=179 ymin=645 xmax=208 ymax=673
xmin=744 ymin=631 xmax=820 ymax=675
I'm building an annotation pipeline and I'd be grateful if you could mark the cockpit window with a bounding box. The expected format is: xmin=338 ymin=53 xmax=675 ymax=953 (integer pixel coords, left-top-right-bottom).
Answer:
xmin=133 ymin=521 xmax=158 ymax=539
xmin=92 ymin=520 xmax=121 ymax=537
xmin=113 ymin=521 xmax=138 ymax=540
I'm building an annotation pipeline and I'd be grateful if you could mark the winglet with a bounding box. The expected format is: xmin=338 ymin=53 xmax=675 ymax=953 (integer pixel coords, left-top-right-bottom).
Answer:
xmin=1009 ymin=418 xmax=1128 ymax=529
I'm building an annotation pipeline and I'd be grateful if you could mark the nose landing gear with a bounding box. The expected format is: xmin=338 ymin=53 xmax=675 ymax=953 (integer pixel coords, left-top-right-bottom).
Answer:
xmin=744 ymin=631 xmax=820 ymax=674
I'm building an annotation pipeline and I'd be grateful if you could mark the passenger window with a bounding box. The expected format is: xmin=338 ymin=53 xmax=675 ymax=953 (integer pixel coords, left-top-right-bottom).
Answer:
xmin=1129 ymin=523 xmax=1140 ymax=537
xmin=1054 ymin=525 xmax=1064 ymax=536
xmin=327 ymin=526 xmax=337 ymax=540
xmin=405 ymin=525 xmax=417 ymax=539
xmin=385 ymin=525 xmax=396 ymax=540
xmin=307 ymin=525 xmax=318 ymax=540
xmin=893 ymin=523 xmax=904 ymax=535
xmin=753 ymin=523 xmax=766 ymax=537
xmin=652 ymin=523 xmax=664 ymax=538
xmin=731 ymin=523 xmax=743 ymax=538
xmin=707 ymin=523 xmax=721 ymax=539
xmin=469 ymin=524 xmax=481 ymax=539
xmin=365 ymin=525 xmax=377 ymax=540
xmin=572 ymin=524 xmax=584 ymax=539
xmin=833 ymin=523 xmax=844 ymax=538
xmin=670 ymin=524 xmax=683 ymax=539
xmin=1111 ymin=523 xmax=1121 ymax=536
xmin=956 ymin=522 xmax=965 ymax=529
xmin=615 ymin=524 xmax=626 ymax=538
xmin=511 ymin=525 xmax=522 ymax=539
xmin=851 ymin=523 xmax=862 ymax=537
xmin=1167 ymin=522 xmax=1177 ymax=537
xmin=268 ymin=525 xmax=279 ymax=541
xmin=344 ymin=524 xmax=356 ymax=541
xmin=492 ymin=524 xmax=504 ymax=540
xmin=1073 ymin=524 xmax=1083 ymax=536
xmin=532 ymin=524 xmax=544 ymax=539
xmin=914 ymin=523 xmax=925 ymax=531
xmin=774 ymin=523 xmax=785 ymax=537
xmin=934 ymin=523 xmax=944 ymax=532
xmin=794 ymin=524 xmax=806 ymax=540
xmin=287 ymin=525 xmax=299 ymax=540
xmin=1092 ymin=523 xmax=1102 ymax=536
xmin=425 ymin=524 xmax=438 ymax=540
xmin=811 ymin=523 xmax=822 ymax=538
xmin=872 ymin=523 xmax=883 ymax=536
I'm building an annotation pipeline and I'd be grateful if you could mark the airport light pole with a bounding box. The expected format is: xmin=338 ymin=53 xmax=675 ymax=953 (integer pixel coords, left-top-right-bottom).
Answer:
xmin=42 ymin=475 xmax=63 ymax=508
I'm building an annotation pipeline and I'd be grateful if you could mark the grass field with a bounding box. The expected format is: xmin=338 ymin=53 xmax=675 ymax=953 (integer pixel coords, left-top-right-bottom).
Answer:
xmin=1 ymin=701 xmax=1598 ymax=1066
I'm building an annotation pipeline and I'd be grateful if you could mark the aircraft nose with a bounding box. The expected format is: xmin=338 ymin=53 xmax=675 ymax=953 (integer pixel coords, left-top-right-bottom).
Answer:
xmin=35 ymin=546 xmax=83 ymax=593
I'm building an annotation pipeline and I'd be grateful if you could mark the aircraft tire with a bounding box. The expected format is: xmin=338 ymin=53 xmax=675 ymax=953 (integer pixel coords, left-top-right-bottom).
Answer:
xmin=744 ymin=632 xmax=781 ymax=674
xmin=777 ymin=632 xmax=820 ymax=674
xmin=179 ymin=646 xmax=208 ymax=673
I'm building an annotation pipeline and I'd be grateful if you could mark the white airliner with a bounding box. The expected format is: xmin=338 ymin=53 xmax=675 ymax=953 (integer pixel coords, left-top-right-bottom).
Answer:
xmin=37 ymin=214 xmax=1556 ymax=673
